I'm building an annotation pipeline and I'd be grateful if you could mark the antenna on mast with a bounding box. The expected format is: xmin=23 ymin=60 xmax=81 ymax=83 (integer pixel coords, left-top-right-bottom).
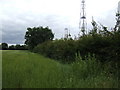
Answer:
xmin=114 ymin=1 xmax=120 ymax=31
xmin=79 ymin=0 xmax=87 ymax=36
xmin=64 ymin=28 xmax=71 ymax=40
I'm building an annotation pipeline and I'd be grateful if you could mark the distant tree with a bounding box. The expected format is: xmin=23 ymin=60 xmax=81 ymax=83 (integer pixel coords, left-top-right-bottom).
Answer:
xmin=15 ymin=44 xmax=21 ymax=50
xmin=0 ymin=44 xmax=2 ymax=50
xmin=9 ymin=45 xmax=15 ymax=50
xmin=1 ymin=43 xmax=8 ymax=50
xmin=25 ymin=26 xmax=54 ymax=50
xmin=20 ymin=45 xmax=28 ymax=50
xmin=8 ymin=44 xmax=28 ymax=50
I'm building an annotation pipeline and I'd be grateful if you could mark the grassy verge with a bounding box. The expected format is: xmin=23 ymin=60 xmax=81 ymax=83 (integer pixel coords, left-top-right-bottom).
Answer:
xmin=0 ymin=50 xmax=2 ymax=89
xmin=2 ymin=50 xmax=119 ymax=88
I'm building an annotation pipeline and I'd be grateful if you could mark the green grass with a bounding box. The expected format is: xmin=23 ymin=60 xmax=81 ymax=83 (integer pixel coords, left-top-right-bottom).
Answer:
xmin=0 ymin=50 xmax=2 ymax=89
xmin=2 ymin=50 xmax=119 ymax=88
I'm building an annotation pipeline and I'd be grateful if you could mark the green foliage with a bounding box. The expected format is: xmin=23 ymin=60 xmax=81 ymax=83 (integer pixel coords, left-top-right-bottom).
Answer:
xmin=30 ymin=17 xmax=120 ymax=65
xmin=1 ymin=43 xmax=8 ymax=50
xmin=0 ymin=51 xmax=1 ymax=89
xmin=77 ymin=35 xmax=110 ymax=61
xmin=9 ymin=45 xmax=15 ymax=50
xmin=34 ymin=39 xmax=77 ymax=63
xmin=15 ymin=44 xmax=28 ymax=50
xmin=25 ymin=26 xmax=54 ymax=50
xmin=0 ymin=44 xmax=1 ymax=50
xmin=2 ymin=50 xmax=119 ymax=88
xmin=33 ymin=28 xmax=120 ymax=64
xmin=9 ymin=44 xmax=28 ymax=50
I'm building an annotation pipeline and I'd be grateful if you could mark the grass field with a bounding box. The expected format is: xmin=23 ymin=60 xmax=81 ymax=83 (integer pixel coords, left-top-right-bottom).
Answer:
xmin=2 ymin=50 xmax=119 ymax=88
xmin=0 ymin=50 xmax=2 ymax=89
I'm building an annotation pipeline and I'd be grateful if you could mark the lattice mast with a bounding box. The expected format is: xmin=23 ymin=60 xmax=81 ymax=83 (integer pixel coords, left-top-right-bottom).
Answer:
xmin=64 ymin=28 xmax=71 ymax=39
xmin=115 ymin=1 xmax=120 ymax=31
xmin=79 ymin=0 xmax=87 ymax=36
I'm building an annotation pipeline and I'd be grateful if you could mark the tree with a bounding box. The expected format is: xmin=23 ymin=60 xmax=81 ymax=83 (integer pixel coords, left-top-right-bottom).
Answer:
xmin=15 ymin=44 xmax=21 ymax=50
xmin=8 ymin=44 xmax=28 ymax=50
xmin=25 ymin=26 xmax=54 ymax=50
xmin=1 ymin=43 xmax=8 ymax=50
xmin=9 ymin=45 xmax=15 ymax=50
xmin=0 ymin=44 xmax=2 ymax=50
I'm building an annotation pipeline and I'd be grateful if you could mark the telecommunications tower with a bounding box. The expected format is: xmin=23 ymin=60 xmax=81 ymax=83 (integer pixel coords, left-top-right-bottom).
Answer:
xmin=79 ymin=0 xmax=87 ymax=36
xmin=64 ymin=28 xmax=71 ymax=39
xmin=115 ymin=1 xmax=120 ymax=31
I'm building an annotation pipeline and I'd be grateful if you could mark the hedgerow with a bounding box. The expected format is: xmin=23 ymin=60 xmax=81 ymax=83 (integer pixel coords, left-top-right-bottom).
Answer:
xmin=33 ymin=30 xmax=120 ymax=64
xmin=34 ymin=39 xmax=77 ymax=63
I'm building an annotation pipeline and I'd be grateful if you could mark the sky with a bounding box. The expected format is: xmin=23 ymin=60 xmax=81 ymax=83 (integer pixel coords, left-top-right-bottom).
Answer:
xmin=0 ymin=0 xmax=120 ymax=44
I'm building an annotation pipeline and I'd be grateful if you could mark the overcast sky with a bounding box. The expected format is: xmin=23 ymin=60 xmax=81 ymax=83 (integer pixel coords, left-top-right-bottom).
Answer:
xmin=0 ymin=0 xmax=120 ymax=44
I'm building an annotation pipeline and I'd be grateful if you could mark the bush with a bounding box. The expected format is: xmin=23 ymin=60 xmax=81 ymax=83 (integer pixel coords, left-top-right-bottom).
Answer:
xmin=34 ymin=39 xmax=77 ymax=63
xmin=33 ymin=30 xmax=120 ymax=64
xmin=76 ymin=31 xmax=120 ymax=63
xmin=76 ymin=34 xmax=111 ymax=62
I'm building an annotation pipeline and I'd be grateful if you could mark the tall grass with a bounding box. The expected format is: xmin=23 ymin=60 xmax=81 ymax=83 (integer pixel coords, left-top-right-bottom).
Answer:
xmin=70 ymin=55 xmax=119 ymax=88
xmin=0 ymin=50 xmax=2 ymax=89
xmin=2 ymin=50 xmax=119 ymax=88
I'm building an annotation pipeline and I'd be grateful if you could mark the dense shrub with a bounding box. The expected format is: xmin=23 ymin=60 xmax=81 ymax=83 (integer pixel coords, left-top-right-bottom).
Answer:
xmin=33 ymin=30 xmax=120 ymax=64
xmin=77 ymin=32 xmax=120 ymax=63
xmin=34 ymin=39 xmax=77 ymax=63
xmin=76 ymin=34 xmax=110 ymax=62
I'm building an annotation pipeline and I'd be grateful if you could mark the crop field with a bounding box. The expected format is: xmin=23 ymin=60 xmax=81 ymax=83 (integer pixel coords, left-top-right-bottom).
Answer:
xmin=2 ymin=50 xmax=119 ymax=88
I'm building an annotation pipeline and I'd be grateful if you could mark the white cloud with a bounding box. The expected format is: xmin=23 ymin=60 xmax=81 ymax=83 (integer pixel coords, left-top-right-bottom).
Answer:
xmin=0 ymin=0 xmax=120 ymax=44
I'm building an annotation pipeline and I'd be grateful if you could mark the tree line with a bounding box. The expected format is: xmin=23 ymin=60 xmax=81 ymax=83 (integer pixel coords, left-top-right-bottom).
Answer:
xmin=1 ymin=14 xmax=120 ymax=65
xmin=0 ymin=43 xmax=28 ymax=50
xmin=23 ymin=17 xmax=120 ymax=65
